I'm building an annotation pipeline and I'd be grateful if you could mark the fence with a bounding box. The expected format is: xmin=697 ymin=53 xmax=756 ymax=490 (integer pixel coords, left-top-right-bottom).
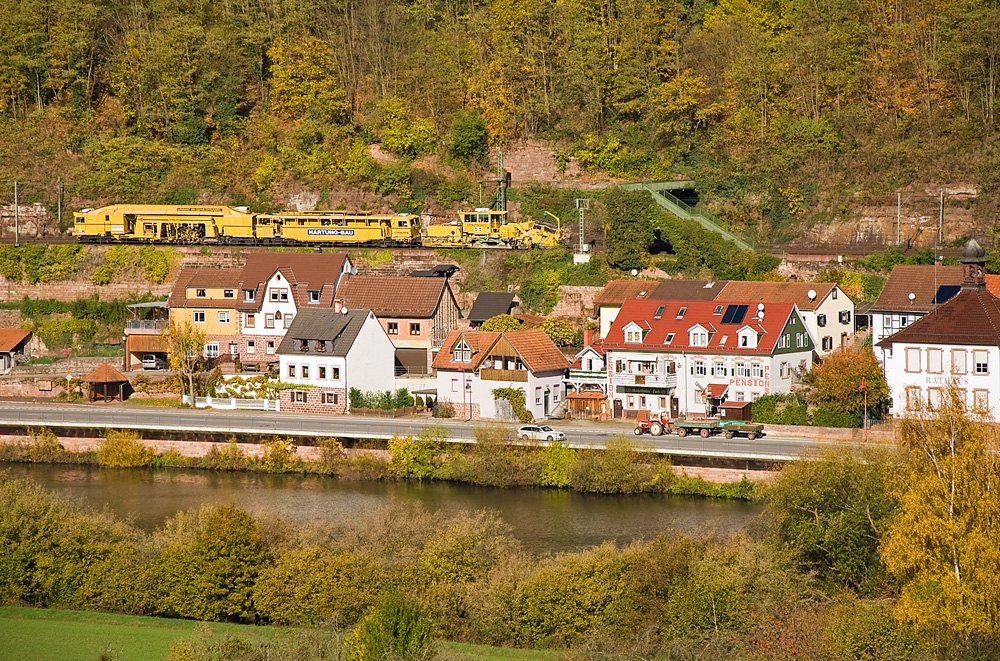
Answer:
xmin=349 ymin=406 xmax=418 ymax=418
xmin=192 ymin=396 xmax=279 ymax=411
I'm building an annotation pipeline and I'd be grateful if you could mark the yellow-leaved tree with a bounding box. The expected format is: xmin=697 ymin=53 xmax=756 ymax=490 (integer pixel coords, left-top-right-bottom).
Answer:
xmin=268 ymin=37 xmax=349 ymax=124
xmin=164 ymin=319 xmax=205 ymax=403
xmin=881 ymin=390 xmax=1000 ymax=638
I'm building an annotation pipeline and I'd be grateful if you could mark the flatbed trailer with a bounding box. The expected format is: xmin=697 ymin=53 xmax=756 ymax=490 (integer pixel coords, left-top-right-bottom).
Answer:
xmin=719 ymin=421 xmax=765 ymax=440
xmin=671 ymin=419 xmax=722 ymax=438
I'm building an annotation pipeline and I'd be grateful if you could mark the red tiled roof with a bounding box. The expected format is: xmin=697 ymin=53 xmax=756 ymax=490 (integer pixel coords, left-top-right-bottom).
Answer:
xmin=603 ymin=299 xmax=798 ymax=355
xmin=84 ymin=362 xmax=127 ymax=383
xmin=236 ymin=252 xmax=350 ymax=310
xmin=705 ymin=383 xmax=729 ymax=398
xmin=433 ymin=328 xmax=570 ymax=373
xmin=876 ymin=286 xmax=1000 ymax=347
xmin=717 ymin=281 xmax=838 ymax=310
xmin=0 ymin=328 xmax=30 ymax=352
xmin=337 ymin=275 xmax=453 ymax=318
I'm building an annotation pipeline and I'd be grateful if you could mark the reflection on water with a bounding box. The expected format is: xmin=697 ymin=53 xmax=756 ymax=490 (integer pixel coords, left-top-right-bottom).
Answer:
xmin=0 ymin=462 xmax=762 ymax=554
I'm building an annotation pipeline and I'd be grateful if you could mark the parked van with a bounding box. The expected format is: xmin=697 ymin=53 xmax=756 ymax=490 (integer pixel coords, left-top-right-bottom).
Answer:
xmin=142 ymin=354 xmax=167 ymax=370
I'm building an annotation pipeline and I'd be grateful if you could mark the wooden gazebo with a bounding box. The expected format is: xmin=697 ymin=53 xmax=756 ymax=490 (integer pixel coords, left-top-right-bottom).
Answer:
xmin=84 ymin=362 xmax=128 ymax=402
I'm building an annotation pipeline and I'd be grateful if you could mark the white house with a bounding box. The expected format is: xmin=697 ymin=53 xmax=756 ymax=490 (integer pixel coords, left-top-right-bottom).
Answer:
xmin=276 ymin=306 xmax=395 ymax=414
xmin=433 ymin=328 xmax=570 ymax=420
xmin=603 ymin=299 xmax=814 ymax=418
xmin=716 ymin=281 xmax=855 ymax=356
xmin=877 ymin=239 xmax=1000 ymax=417
xmin=236 ymin=252 xmax=354 ymax=369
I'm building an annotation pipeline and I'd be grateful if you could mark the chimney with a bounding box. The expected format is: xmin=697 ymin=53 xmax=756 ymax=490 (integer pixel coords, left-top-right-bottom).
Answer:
xmin=334 ymin=299 xmax=343 ymax=313
xmin=584 ymin=328 xmax=593 ymax=346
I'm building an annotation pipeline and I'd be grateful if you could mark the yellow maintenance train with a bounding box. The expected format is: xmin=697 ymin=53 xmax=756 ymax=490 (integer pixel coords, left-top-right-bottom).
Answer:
xmin=72 ymin=205 xmax=565 ymax=249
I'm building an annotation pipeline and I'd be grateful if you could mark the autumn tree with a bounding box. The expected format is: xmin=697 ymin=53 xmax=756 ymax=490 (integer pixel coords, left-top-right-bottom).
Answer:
xmin=765 ymin=447 xmax=901 ymax=594
xmin=804 ymin=346 xmax=889 ymax=422
xmin=480 ymin=314 xmax=522 ymax=332
xmin=268 ymin=37 xmax=349 ymax=125
xmin=541 ymin=318 xmax=574 ymax=346
xmin=882 ymin=392 xmax=1000 ymax=640
xmin=163 ymin=319 xmax=205 ymax=403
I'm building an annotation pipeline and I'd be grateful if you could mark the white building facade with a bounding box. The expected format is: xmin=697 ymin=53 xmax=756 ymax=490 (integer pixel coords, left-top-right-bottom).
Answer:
xmin=277 ymin=308 xmax=395 ymax=414
xmin=604 ymin=299 xmax=814 ymax=418
xmin=878 ymin=239 xmax=1000 ymax=418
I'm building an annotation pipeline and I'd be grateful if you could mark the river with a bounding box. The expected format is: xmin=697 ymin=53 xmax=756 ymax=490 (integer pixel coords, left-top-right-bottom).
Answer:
xmin=1 ymin=462 xmax=763 ymax=554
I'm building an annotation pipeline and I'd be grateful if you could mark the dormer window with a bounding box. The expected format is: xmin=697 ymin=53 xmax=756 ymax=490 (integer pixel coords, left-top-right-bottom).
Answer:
xmin=244 ymin=289 xmax=256 ymax=302
xmin=315 ymin=340 xmax=327 ymax=352
xmin=308 ymin=290 xmax=320 ymax=304
xmin=195 ymin=288 xmax=206 ymax=297
xmin=737 ymin=327 xmax=759 ymax=349
xmin=224 ymin=289 xmax=234 ymax=298
xmin=676 ymin=307 xmax=687 ymax=319
xmin=297 ymin=339 xmax=308 ymax=352
xmin=455 ymin=340 xmax=471 ymax=362
xmin=690 ymin=329 xmax=709 ymax=346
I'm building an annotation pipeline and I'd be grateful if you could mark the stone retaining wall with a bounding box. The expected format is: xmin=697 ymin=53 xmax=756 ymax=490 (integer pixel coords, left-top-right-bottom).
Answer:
xmin=762 ymin=423 xmax=894 ymax=443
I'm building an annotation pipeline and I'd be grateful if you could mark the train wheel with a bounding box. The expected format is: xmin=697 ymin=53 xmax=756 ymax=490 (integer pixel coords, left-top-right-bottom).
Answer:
xmin=700 ymin=428 xmax=710 ymax=438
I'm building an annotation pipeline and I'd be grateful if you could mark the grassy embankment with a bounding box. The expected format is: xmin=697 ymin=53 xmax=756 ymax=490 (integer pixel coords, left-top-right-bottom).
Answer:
xmin=0 ymin=427 xmax=757 ymax=500
xmin=0 ymin=607 xmax=557 ymax=661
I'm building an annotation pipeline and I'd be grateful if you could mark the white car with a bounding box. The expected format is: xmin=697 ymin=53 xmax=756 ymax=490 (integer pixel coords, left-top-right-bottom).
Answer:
xmin=517 ymin=425 xmax=566 ymax=442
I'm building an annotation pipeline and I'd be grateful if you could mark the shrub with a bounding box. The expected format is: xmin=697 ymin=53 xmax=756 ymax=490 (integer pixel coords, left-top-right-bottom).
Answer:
xmin=568 ymin=435 xmax=662 ymax=494
xmin=538 ymin=441 xmax=575 ymax=488
xmin=19 ymin=427 xmax=67 ymax=462
xmin=157 ymin=504 xmax=270 ymax=622
xmin=811 ymin=406 xmax=860 ymax=428
xmin=254 ymin=548 xmax=387 ymax=626
xmin=97 ymin=430 xmax=153 ymax=468
xmin=432 ymin=401 xmax=454 ymax=418
xmin=450 ymin=426 xmax=542 ymax=488
xmin=448 ymin=110 xmax=488 ymax=164
xmin=203 ymin=438 xmax=253 ymax=471
xmin=261 ymin=437 xmax=296 ymax=473
xmin=316 ymin=437 xmax=345 ymax=475
xmin=343 ymin=592 xmax=435 ymax=661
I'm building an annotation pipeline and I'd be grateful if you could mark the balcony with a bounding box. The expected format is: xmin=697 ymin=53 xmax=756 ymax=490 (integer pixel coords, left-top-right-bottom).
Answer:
xmin=567 ymin=368 xmax=606 ymax=384
xmin=125 ymin=320 xmax=168 ymax=334
xmin=480 ymin=368 xmax=528 ymax=382
xmin=611 ymin=372 xmax=677 ymax=388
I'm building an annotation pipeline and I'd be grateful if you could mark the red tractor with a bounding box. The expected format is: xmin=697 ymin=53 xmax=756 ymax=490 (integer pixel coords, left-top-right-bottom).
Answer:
xmin=633 ymin=410 xmax=671 ymax=436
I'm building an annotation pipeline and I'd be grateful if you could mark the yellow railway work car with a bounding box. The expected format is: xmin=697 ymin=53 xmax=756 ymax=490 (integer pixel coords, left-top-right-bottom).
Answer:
xmin=272 ymin=212 xmax=421 ymax=245
xmin=73 ymin=205 xmax=256 ymax=243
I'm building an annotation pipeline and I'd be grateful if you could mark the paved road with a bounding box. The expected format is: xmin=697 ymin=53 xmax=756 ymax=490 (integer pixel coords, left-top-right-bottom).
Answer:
xmin=0 ymin=401 xmax=823 ymax=462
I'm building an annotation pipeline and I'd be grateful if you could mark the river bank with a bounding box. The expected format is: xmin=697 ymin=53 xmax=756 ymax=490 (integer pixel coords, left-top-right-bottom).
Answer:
xmin=0 ymin=426 xmax=769 ymax=501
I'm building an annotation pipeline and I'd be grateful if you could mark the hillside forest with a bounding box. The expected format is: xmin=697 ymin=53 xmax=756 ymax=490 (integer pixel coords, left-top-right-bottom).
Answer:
xmin=2 ymin=0 xmax=1000 ymax=245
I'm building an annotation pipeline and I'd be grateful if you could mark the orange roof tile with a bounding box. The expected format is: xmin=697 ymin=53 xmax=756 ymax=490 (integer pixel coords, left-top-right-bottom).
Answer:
xmin=0 ymin=328 xmax=30 ymax=352
xmin=84 ymin=362 xmax=128 ymax=383
xmin=432 ymin=328 xmax=569 ymax=373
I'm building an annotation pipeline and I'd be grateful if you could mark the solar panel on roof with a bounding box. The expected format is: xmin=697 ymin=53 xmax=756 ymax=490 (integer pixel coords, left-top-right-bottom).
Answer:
xmin=931 ymin=285 xmax=961 ymax=304
xmin=720 ymin=304 xmax=748 ymax=324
